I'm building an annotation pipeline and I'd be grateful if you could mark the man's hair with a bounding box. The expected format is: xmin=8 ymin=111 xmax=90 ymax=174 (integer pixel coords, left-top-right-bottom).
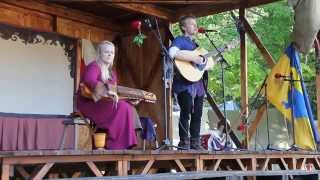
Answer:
xmin=178 ymin=15 xmax=196 ymax=33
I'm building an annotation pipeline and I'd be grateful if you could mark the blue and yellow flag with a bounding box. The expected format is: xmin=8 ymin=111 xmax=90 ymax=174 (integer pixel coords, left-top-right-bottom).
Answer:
xmin=266 ymin=43 xmax=319 ymax=150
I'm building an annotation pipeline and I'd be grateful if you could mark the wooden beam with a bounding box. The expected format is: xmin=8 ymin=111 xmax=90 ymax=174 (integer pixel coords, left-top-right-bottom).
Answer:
xmin=248 ymin=105 xmax=266 ymax=141
xmin=49 ymin=0 xmax=237 ymax=4
xmin=280 ymin=158 xmax=293 ymax=179
xmin=32 ymin=163 xmax=55 ymax=180
xmin=174 ymin=159 xmax=186 ymax=172
xmin=174 ymin=0 xmax=279 ymax=22
xmin=107 ymin=3 xmax=173 ymax=20
xmin=314 ymin=158 xmax=320 ymax=169
xmin=175 ymin=4 xmax=236 ymax=21
xmin=16 ymin=166 xmax=30 ymax=179
xmin=214 ymin=159 xmax=222 ymax=171
xmin=243 ymin=18 xmax=275 ymax=67
xmin=142 ymin=159 xmax=155 ymax=175
xmin=262 ymin=158 xmax=269 ymax=171
xmin=239 ymin=6 xmax=248 ymax=148
xmin=244 ymin=16 xmax=276 ymax=142
xmin=236 ymin=159 xmax=247 ymax=171
xmin=280 ymin=158 xmax=289 ymax=170
xmin=2 ymin=0 xmax=122 ymax=32
xmin=86 ymin=161 xmax=103 ymax=177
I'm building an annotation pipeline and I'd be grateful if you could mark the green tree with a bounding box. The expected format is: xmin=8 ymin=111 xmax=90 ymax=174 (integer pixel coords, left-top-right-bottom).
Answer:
xmin=171 ymin=0 xmax=317 ymax=113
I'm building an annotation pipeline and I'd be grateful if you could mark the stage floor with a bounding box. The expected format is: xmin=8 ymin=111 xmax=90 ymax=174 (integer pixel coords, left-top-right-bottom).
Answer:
xmin=1 ymin=150 xmax=320 ymax=179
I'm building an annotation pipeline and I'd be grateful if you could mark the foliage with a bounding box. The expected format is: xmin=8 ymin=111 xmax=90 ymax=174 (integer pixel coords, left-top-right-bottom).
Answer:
xmin=133 ymin=33 xmax=147 ymax=47
xmin=171 ymin=0 xmax=317 ymax=112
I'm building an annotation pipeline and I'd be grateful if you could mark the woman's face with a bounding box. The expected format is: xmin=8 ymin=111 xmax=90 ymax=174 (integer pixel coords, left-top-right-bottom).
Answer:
xmin=99 ymin=44 xmax=115 ymax=65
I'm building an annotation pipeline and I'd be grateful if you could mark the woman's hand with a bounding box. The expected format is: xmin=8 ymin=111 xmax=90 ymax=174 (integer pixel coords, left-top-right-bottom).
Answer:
xmin=93 ymin=82 xmax=109 ymax=102
xmin=108 ymin=90 xmax=119 ymax=104
xmin=128 ymin=99 xmax=141 ymax=106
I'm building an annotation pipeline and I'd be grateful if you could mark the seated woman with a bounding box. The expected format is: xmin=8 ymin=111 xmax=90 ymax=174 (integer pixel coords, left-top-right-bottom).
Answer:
xmin=77 ymin=40 xmax=140 ymax=150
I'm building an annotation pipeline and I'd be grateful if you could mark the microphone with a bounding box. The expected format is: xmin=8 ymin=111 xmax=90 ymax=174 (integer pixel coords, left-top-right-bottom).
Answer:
xmin=198 ymin=27 xmax=217 ymax=33
xmin=216 ymin=56 xmax=231 ymax=68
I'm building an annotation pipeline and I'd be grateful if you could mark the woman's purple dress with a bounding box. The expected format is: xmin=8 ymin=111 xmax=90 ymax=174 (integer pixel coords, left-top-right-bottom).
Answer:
xmin=77 ymin=61 xmax=137 ymax=149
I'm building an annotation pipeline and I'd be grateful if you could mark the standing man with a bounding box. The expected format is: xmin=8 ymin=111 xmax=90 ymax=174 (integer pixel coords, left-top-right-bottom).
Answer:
xmin=169 ymin=15 xmax=214 ymax=150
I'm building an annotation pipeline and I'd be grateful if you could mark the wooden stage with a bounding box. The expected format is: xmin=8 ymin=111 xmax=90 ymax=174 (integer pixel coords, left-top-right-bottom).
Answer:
xmin=1 ymin=150 xmax=320 ymax=179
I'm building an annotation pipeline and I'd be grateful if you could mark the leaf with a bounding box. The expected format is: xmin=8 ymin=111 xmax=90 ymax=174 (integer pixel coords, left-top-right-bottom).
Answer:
xmin=133 ymin=33 xmax=147 ymax=47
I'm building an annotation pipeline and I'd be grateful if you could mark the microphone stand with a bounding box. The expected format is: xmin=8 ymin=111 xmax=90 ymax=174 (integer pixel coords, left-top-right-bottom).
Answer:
xmin=276 ymin=72 xmax=308 ymax=151
xmin=264 ymin=82 xmax=280 ymax=151
xmin=202 ymin=32 xmax=232 ymax=150
xmin=144 ymin=18 xmax=182 ymax=150
xmin=285 ymin=71 xmax=304 ymax=151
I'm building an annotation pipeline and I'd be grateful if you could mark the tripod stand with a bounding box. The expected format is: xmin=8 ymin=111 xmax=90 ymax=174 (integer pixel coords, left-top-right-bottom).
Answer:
xmin=285 ymin=71 xmax=304 ymax=151
xmin=144 ymin=18 xmax=182 ymax=150
xmin=272 ymin=70 xmax=307 ymax=151
xmin=264 ymin=82 xmax=281 ymax=151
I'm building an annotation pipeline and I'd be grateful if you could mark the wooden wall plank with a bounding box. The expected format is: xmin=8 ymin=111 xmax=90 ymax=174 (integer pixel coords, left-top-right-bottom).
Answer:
xmin=115 ymin=29 xmax=166 ymax=142
xmin=0 ymin=1 xmax=117 ymax=41
xmin=0 ymin=2 xmax=53 ymax=32
xmin=56 ymin=17 xmax=114 ymax=42
xmin=1 ymin=0 xmax=122 ymax=32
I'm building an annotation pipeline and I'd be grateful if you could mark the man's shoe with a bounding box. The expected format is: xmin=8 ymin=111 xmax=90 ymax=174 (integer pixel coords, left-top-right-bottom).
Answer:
xmin=178 ymin=137 xmax=190 ymax=150
xmin=190 ymin=138 xmax=206 ymax=151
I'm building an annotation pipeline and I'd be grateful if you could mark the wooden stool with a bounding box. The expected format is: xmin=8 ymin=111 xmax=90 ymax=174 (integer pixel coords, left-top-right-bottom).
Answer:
xmin=59 ymin=112 xmax=96 ymax=150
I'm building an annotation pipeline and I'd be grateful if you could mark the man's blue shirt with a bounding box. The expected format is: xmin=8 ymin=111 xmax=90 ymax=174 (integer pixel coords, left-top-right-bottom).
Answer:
xmin=170 ymin=35 xmax=205 ymax=97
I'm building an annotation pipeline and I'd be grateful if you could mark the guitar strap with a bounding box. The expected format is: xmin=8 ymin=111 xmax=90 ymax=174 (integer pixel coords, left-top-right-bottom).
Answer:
xmin=202 ymin=70 xmax=209 ymax=92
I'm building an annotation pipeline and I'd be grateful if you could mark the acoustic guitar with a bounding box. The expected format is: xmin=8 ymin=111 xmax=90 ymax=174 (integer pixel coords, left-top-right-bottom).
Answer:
xmin=79 ymin=83 xmax=157 ymax=103
xmin=174 ymin=39 xmax=239 ymax=82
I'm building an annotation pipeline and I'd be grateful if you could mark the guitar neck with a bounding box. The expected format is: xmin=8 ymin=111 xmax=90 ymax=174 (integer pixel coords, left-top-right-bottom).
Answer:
xmin=203 ymin=51 xmax=218 ymax=59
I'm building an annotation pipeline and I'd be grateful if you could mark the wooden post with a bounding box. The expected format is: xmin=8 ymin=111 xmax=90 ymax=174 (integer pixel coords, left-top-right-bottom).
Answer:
xmin=1 ymin=163 xmax=10 ymax=180
xmin=196 ymin=158 xmax=203 ymax=172
xmin=168 ymin=32 xmax=173 ymax=145
xmin=243 ymin=17 xmax=277 ymax=142
xmin=239 ymin=6 xmax=248 ymax=148
xmin=117 ymin=160 xmax=123 ymax=176
xmin=315 ymin=32 xmax=320 ymax=132
xmin=122 ymin=160 xmax=128 ymax=176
